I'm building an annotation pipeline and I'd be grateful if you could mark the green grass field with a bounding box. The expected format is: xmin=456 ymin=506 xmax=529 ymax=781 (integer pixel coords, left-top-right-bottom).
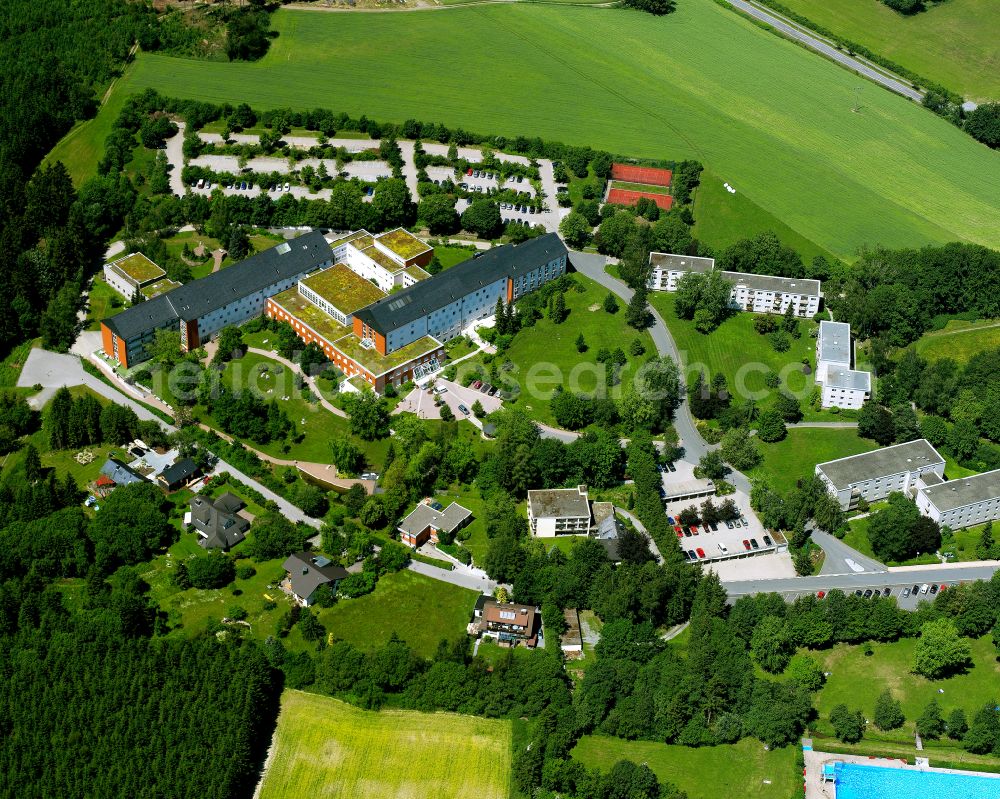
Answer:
xmin=433 ymin=244 xmax=475 ymax=270
xmin=648 ymin=292 xmax=817 ymax=412
xmin=912 ymin=319 xmax=1000 ymax=363
xmin=465 ymin=275 xmax=655 ymax=427
xmin=107 ymin=2 xmax=999 ymax=260
xmin=314 ymin=569 xmax=478 ymax=658
xmin=774 ymin=0 xmax=1000 ymax=101
xmin=258 ymin=690 xmax=511 ymax=799
xmin=841 ymin=514 xmax=939 ymax=566
xmin=692 ymin=168 xmax=839 ymax=264
xmin=749 ymin=428 xmax=878 ymax=494
xmin=571 ymin=736 xmax=799 ymax=798
xmin=807 ymin=636 xmax=1000 ymax=753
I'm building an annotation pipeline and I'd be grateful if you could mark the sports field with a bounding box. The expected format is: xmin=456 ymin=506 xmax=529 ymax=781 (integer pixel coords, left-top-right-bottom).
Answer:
xmin=571 ymin=736 xmax=799 ymax=798
xmin=774 ymin=0 xmax=1000 ymax=101
xmin=257 ymin=690 xmax=511 ymax=799
xmin=112 ymin=2 xmax=999 ymax=260
xmin=912 ymin=319 xmax=1000 ymax=363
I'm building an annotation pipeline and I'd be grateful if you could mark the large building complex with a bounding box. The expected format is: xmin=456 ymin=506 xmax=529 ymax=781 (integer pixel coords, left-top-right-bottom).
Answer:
xmin=815 ymin=439 xmax=946 ymax=511
xmin=101 ymin=232 xmax=333 ymax=367
xmin=646 ymin=253 xmax=821 ymax=318
xmin=815 ymin=320 xmax=872 ymax=409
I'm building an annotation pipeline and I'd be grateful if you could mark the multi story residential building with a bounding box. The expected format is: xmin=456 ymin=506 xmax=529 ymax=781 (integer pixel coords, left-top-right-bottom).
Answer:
xmin=101 ymin=232 xmax=333 ymax=367
xmin=815 ymin=439 xmax=946 ymax=510
xmin=646 ymin=252 xmax=821 ymax=318
xmin=815 ymin=320 xmax=872 ymax=409
xmin=328 ymin=228 xmax=433 ymax=292
xmin=103 ymin=252 xmax=180 ymax=301
xmin=527 ymin=485 xmax=592 ymax=537
xmin=915 ymin=469 xmax=1000 ymax=530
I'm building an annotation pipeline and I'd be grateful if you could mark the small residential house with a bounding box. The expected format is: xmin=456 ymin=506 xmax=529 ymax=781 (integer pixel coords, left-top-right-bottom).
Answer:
xmin=99 ymin=457 xmax=148 ymax=489
xmin=158 ymin=458 xmax=198 ymax=491
xmin=527 ymin=485 xmax=592 ymax=537
xmin=281 ymin=552 xmax=349 ymax=607
xmin=397 ymin=500 xmax=473 ymax=548
xmin=480 ymin=598 xmax=539 ymax=647
xmin=189 ymin=493 xmax=250 ymax=551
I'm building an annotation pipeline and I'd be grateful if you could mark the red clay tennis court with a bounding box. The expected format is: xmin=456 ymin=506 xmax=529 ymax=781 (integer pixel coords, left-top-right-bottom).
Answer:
xmin=607 ymin=189 xmax=673 ymax=210
xmin=610 ymin=163 xmax=673 ymax=186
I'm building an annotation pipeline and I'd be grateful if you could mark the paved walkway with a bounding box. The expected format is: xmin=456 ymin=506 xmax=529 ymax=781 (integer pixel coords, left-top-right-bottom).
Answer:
xmin=614 ymin=505 xmax=663 ymax=563
xmin=407 ymin=558 xmax=499 ymax=593
xmin=723 ymin=0 xmax=924 ymax=102
xmin=246 ymin=347 xmax=348 ymax=417
xmin=813 ymin=528 xmax=886 ymax=575
xmin=165 ymin=121 xmax=187 ymax=197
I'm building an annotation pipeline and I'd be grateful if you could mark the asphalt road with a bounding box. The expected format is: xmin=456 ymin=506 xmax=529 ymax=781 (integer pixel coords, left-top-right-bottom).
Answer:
xmin=723 ymin=0 xmax=923 ymax=102
xmin=813 ymin=529 xmax=886 ymax=575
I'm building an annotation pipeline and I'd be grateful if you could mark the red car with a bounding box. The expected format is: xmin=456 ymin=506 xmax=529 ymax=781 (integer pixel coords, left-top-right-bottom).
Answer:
xmin=472 ymin=380 xmax=482 ymax=389
xmin=816 ymin=590 xmax=826 ymax=599
xmin=940 ymin=584 xmax=948 ymax=591
xmin=674 ymin=526 xmax=682 ymax=534
xmin=676 ymin=529 xmax=684 ymax=539
xmin=742 ymin=539 xmax=751 ymax=550
xmin=690 ymin=526 xmax=699 ymax=536
xmin=696 ymin=548 xmax=705 ymax=558
xmin=467 ymin=167 xmax=473 ymax=175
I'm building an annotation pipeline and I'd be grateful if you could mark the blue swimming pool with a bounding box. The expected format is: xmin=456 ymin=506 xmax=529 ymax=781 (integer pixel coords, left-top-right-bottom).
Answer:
xmin=835 ymin=762 xmax=1000 ymax=799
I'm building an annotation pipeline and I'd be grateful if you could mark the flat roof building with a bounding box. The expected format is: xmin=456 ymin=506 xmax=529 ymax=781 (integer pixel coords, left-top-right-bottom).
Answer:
xmin=103 ymin=252 xmax=167 ymax=300
xmin=815 ymin=320 xmax=871 ymax=409
xmin=527 ymin=485 xmax=592 ymax=537
xmin=816 ymin=439 xmax=945 ymax=510
xmin=916 ymin=469 xmax=1000 ymax=531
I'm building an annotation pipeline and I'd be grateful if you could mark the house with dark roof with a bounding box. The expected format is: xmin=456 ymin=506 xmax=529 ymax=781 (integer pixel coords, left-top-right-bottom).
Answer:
xmin=157 ymin=458 xmax=198 ymax=491
xmin=99 ymin=458 xmax=149 ymax=489
xmin=101 ymin=232 xmax=333 ymax=367
xmin=189 ymin=492 xmax=250 ymax=550
xmin=281 ymin=552 xmax=350 ymax=606
xmin=397 ymin=500 xmax=473 ymax=548
xmin=473 ymin=598 xmax=538 ymax=647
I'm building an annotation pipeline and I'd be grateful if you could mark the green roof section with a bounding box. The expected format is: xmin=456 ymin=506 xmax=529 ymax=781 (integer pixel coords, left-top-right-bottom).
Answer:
xmin=301 ymin=263 xmax=386 ymax=314
xmin=328 ymin=230 xmax=372 ymax=250
xmin=351 ymin=234 xmax=374 ymax=251
xmin=361 ymin=245 xmax=403 ymax=273
xmin=141 ymin=278 xmax=182 ymax=299
xmin=109 ymin=252 xmax=165 ymax=283
xmin=403 ymin=264 xmax=431 ymax=282
xmin=332 ymin=333 xmax=441 ymax=376
xmin=270 ymin=287 xmax=348 ymax=345
xmin=376 ymin=228 xmax=432 ymax=261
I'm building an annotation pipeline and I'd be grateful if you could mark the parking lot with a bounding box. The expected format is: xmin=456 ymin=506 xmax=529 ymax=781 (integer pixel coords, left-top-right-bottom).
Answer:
xmin=743 ymin=580 xmax=957 ymax=610
xmin=394 ymin=377 xmax=503 ymax=422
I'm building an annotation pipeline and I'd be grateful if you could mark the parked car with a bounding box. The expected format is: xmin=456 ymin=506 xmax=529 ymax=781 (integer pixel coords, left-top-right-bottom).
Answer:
xmin=689 ymin=526 xmax=699 ymax=536
xmin=682 ymin=550 xmax=690 ymax=560
xmin=762 ymin=535 xmax=772 ymax=546
xmin=742 ymin=540 xmax=751 ymax=550
xmin=434 ymin=385 xmax=448 ymax=395
xmin=480 ymin=383 xmax=492 ymax=393
xmin=883 ymin=587 xmax=891 ymax=596
xmin=863 ymin=589 xmax=873 ymax=598
xmin=360 ymin=472 xmax=379 ymax=481
xmin=676 ymin=529 xmax=684 ymax=539
xmin=696 ymin=548 xmax=705 ymax=559
xmin=459 ymin=182 xmax=468 ymax=189
xmin=667 ymin=463 xmax=676 ymax=472
xmin=471 ymin=380 xmax=482 ymax=389
xmin=725 ymin=521 xmax=734 ymax=529
xmin=709 ymin=522 xmax=718 ymax=531
xmin=912 ymin=584 xmax=920 ymax=595
xmin=467 ymin=168 xmax=473 ymax=176
xmin=902 ymin=587 xmax=911 ymax=598
xmin=683 ymin=529 xmax=692 ymax=537
xmin=284 ymin=182 xmax=290 ymax=191
xmin=816 ymin=590 xmax=826 ymax=598
xmin=667 ymin=516 xmax=676 ymax=525
xmin=673 ymin=526 xmax=682 ymax=534
xmin=929 ymin=584 xmax=939 ymax=595
xmin=920 ymin=584 xmax=930 ymax=594
xmin=458 ymin=404 xmax=470 ymax=416
xmin=940 ymin=584 xmax=948 ymax=592
xmin=488 ymin=386 xmax=498 ymax=396
xmin=750 ymin=538 xmax=759 ymax=549
xmin=516 ymin=175 xmax=523 ymax=183
xmin=688 ymin=549 xmax=697 ymax=560
xmin=718 ymin=543 xmax=729 ymax=554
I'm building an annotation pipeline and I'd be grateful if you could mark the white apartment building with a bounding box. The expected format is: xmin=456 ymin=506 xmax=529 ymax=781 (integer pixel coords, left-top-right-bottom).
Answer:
xmin=915 ymin=469 xmax=1000 ymax=530
xmin=103 ymin=252 xmax=171 ymax=300
xmin=527 ymin=485 xmax=592 ymax=537
xmin=328 ymin=228 xmax=432 ymax=293
xmin=815 ymin=439 xmax=946 ymax=511
xmin=646 ymin=252 xmax=821 ymax=318
xmin=815 ymin=320 xmax=872 ymax=409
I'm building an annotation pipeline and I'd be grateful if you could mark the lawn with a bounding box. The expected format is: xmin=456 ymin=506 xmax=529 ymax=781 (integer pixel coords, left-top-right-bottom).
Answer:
xmin=0 ymin=340 xmax=37 ymax=388
xmin=692 ymin=168 xmax=839 ymax=265
xmin=748 ymin=428 xmax=878 ymax=495
xmin=43 ymin=59 xmax=137 ymax=186
xmin=649 ymin=292 xmax=818 ymax=413
xmin=114 ymin=2 xmax=1000 ymax=260
xmin=433 ymin=244 xmax=475 ymax=270
xmin=773 ymin=0 xmax=1000 ymax=102
xmin=313 ymin=569 xmax=479 ymax=659
xmin=841 ymin=514 xmax=938 ymax=566
xmin=611 ymin=180 xmax=671 ymax=195
xmin=571 ymin=736 xmax=799 ymax=799
xmin=464 ymin=274 xmax=656 ymax=427
xmin=257 ymin=690 xmax=511 ymax=799
xmin=85 ymin=276 xmax=124 ymax=330
xmin=807 ymin=636 xmax=1000 ymax=752
xmin=912 ymin=319 xmax=1000 ymax=364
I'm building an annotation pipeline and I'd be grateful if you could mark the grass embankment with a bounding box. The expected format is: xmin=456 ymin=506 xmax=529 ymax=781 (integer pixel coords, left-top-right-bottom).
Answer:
xmin=749 ymin=428 xmax=877 ymax=495
xmin=113 ymin=2 xmax=1000 ymax=260
xmin=843 ymin=513 xmax=994 ymax=565
xmin=258 ymin=690 xmax=511 ymax=799
xmin=912 ymin=319 xmax=1000 ymax=364
xmin=571 ymin=736 xmax=800 ymax=799
xmin=773 ymin=0 xmax=1000 ymax=101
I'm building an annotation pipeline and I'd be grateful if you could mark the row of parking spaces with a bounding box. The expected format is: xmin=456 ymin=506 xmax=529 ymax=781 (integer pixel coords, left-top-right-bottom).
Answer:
xmin=763 ymin=581 xmax=958 ymax=605
xmin=189 ymin=155 xmax=391 ymax=182
xmin=188 ymin=182 xmax=375 ymax=201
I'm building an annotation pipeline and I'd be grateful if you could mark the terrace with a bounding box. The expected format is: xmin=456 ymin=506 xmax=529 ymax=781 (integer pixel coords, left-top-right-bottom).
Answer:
xmin=300 ymin=263 xmax=385 ymax=314
xmin=110 ymin=252 xmax=165 ymax=283
xmin=269 ymin=287 xmax=348 ymax=345
xmin=332 ymin=332 xmax=441 ymax=376
xmin=376 ymin=228 xmax=432 ymax=261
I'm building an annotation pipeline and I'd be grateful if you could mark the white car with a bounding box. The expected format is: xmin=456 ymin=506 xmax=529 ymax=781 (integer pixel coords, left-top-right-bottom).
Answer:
xmin=284 ymin=182 xmax=291 ymax=191
xmin=920 ymin=583 xmax=930 ymax=594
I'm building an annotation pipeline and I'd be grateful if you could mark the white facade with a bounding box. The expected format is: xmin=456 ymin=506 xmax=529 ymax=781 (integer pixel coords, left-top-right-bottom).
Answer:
xmin=815 ymin=439 xmax=946 ymax=510
xmin=915 ymin=469 xmax=1000 ymax=530
xmin=103 ymin=253 xmax=165 ymax=300
xmin=815 ymin=320 xmax=872 ymax=409
xmin=527 ymin=485 xmax=592 ymax=537
xmin=646 ymin=253 xmax=820 ymax=318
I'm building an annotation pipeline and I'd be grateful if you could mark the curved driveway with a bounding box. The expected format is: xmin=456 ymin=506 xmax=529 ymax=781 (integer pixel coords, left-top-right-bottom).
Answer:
xmin=723 ymin=0 xmax=923 ymax=102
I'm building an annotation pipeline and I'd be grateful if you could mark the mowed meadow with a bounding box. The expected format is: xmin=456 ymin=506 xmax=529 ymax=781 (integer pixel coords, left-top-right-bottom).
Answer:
xmin=116 ymin=1 xmax=1000 ymax=260
xmin=257 ymin=690 xmax=511 ymax=799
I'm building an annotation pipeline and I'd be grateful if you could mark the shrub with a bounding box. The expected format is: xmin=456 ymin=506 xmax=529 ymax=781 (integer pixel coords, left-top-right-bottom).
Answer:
xmin=187 ymin=550 xmax=236 ymax=589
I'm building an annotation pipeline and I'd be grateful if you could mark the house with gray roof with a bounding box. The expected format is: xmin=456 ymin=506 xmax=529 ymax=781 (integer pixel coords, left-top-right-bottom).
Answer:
xmin=189 ymin=493 xmax=250 ymax=551
xmin=99 ymin=457 xmax=149 ymax=489
xmin=528 ymin=485 xmax=592 ymax=537
xmin=397 ymin=501 xmax=473 ymax=548
xmin=916 ymin=469 xmax=1000 ymax=531
xmin=816 ymin=439 xmax=945 ymax=510
xmin=815 ymin=321 xmax=871 ymax=409
xmin=281 ymin=552 xmax=350 ymax=606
